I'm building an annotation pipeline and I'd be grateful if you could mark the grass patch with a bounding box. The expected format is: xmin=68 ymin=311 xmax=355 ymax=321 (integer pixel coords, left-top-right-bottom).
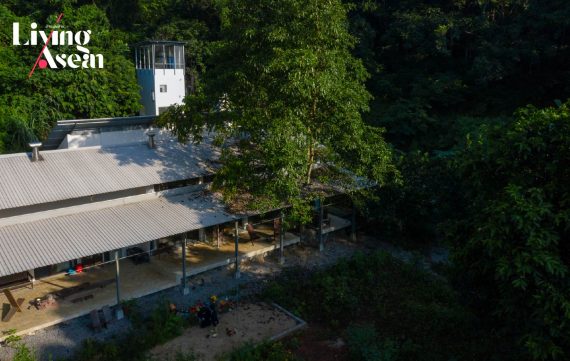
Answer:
xmin=218 ymin=341 xmax=300 ymax=361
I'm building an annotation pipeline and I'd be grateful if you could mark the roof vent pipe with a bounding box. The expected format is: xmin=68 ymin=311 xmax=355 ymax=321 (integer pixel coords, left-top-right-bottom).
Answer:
xmin=147 ymin=129 xmax=156 ymax=149
xmin=29 ymin=142 xmax=43 ymax=162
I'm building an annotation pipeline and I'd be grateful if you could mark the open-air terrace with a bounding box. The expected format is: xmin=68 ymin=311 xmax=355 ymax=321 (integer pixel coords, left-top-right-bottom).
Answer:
xmin=0 ymin=225 xmax=303 ymax=338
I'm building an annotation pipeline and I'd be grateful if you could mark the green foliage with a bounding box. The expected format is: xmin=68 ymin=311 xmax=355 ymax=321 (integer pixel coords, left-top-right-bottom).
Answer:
xmin=172 ymin=351 xmax=199 ymax=361
xmin=1 ymin=329 xmax=37 ymax=361
xmin=449 ymin=100 xmax=570 ymax=360
xmin=76 ymin=338 xmax=121 ymax=361
xmin=13 ymin=343 xmax=37 ymax=361
xmin=147 ymin=299 xmax=185 ymax=344
xmin=346 ymin=325 xmax=398 ymax=361
xmin=159 ymin=0 xmax=398 ymax=218
xmin=264 ymin=251 xmax=487 ymax=361
xmin=0 ymin=3 xmax=141 ymax=153
xmin=368 ymin=151 xmax=458 ymax=246
xmin=74 ymin=299 xmax=185 ymax=361
xmin=2 ymin=328 xmax=22 ymax=347
xmin=351 ymin=0 xmax=570 ymax=151
xmin=0 ymin=0 xmax=222 ymax=154
xmin=219 ymin=341 xmax=298 ymax=361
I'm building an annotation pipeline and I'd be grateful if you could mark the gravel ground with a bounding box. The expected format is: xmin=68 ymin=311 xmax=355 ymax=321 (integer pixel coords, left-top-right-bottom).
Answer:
xmin=0 ymin=236 xmax=362 ymax=361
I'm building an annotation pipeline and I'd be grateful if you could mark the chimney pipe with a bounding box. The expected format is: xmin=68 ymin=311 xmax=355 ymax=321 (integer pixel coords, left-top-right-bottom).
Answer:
xmin=147 ymin=129 xmax=157 ymax=149
xmin=29 ymin=142 xmax=43 ymax=162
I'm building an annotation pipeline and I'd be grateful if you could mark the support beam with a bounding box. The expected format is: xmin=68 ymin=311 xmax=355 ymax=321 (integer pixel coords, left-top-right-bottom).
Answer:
xmin=234 ymin=221 xmax=241 ymax=279
xmin=181 ymin=234 xmax=189 ymax=295
xmin=115 ymin=251 xmax=124 ymax=320
xmin=351 ymin=201 xmax=357 ymax=242
xmin=279 ymin=212 xmax=285 ymax=264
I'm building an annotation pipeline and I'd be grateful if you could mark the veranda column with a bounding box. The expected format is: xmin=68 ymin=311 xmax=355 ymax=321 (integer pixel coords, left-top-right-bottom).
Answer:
xmin=216 ymin=225 xmax=221 ymax=249
xmin=351 ymin=201 xmax=357 ymax=242
xmin=318 ymin=199 xmax=324 ymax=252
xmin=234 ymin=221 xmax=241 ymax=279
xmin=115 ymin=251 xmax=124 ymax=320
xmin=279 ymin=212 xmax=285 ymax=264
xmin=181 ymin=234 xmax=189 ymax=295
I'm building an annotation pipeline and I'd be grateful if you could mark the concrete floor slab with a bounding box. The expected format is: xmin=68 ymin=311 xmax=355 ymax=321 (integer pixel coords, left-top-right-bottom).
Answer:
xmin=0 ymin=231 xmax=299 ymax=339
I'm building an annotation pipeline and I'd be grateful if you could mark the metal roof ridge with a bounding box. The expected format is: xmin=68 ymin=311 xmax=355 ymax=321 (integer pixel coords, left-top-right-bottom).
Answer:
xmin=0 ymin=145 xmax=104 ymax=159
xmin=0 ymin=185 xmax=211 ymax=228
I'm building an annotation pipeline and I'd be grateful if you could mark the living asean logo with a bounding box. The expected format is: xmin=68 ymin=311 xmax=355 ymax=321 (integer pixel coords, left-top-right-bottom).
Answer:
xmin=12 ymin=13 xmax=104 ymax=78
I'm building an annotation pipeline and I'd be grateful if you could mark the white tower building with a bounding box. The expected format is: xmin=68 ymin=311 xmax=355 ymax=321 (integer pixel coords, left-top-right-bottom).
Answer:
xmin=134 ymin=41 xmax=186 ymax=115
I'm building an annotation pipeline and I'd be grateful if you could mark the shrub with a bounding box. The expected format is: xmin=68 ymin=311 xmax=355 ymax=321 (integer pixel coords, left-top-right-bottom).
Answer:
xmin=73 ymin=299 xmax=185 ymax=361
xmin=2 ymin=329 xmax=22 ymax=347
xmin=146 ymin=300 xmax=185 ymax=345
xmin=263 ymin=251 xmax=488 ymax=361
xmin=220 ymin=341 xmax=298 ymax=361
xmin=76 ymin=339 xmax=120 ymax=361
xmin=172 ymin=351 xmax=199 ymax=361
xmin=13 ymin=343 xmax=37 ymax=361
xmin=346 ymin=325 xmax=398 ymax=361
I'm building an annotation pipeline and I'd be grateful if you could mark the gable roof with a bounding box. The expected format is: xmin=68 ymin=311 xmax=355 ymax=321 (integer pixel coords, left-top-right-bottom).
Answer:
xmin=0 ymin=139 xmax=219 ymax=211
xmin=0 ymin=191 xmax=235 ymax=277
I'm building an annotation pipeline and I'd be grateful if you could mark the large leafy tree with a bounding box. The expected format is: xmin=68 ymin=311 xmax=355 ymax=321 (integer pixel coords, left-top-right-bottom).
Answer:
xmin=449 ymin=101 xmax=570 ymax=360
xmin=0 ymin=2 xmax=141 ymax=153
xmin=160 ymin=0 xmax=397 ymax=215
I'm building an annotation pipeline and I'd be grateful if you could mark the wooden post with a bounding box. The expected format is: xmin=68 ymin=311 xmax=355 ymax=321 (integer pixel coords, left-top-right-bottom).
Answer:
xmin=351 ymin=201 xmax=357 ymax=242
xmin=181 ymin=234 xmax=189 ymax=295
xmin=234 ymin=221 xmax=240 ymax=279
xmin=318 ymin=199 xmax=324 ymax=252
xmin=115 ymin=251 xmax=124 ymax=319
xmin=216 ymin=225 xmax=221 ymax=249
xmin=279 ymin=212 xmax=285 ymax=264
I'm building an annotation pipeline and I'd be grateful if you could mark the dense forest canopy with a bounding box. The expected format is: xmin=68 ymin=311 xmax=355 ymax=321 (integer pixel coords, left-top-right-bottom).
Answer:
xmin=1 ymin=0 xmax=568 ymax=153
xmin=1 ymin=1 xmax=569 ymax=360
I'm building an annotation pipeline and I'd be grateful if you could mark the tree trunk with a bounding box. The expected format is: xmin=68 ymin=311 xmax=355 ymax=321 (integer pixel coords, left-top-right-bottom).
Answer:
xmin=306 ymin=141 xmax=314 ymax=185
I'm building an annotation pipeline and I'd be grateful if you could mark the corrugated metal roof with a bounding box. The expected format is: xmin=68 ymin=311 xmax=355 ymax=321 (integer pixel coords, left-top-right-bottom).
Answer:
xmin=0 ymin=192 xmax=236 ymax=277
xmin=0 ymin=139 xmax=219 ymax=211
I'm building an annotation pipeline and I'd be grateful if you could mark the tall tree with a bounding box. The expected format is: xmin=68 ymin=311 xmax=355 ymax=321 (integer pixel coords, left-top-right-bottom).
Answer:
xmin=160 ymin=0 xmax=397 ymax=215
xmin=449 ymin=101 xmax=570 ymax=360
